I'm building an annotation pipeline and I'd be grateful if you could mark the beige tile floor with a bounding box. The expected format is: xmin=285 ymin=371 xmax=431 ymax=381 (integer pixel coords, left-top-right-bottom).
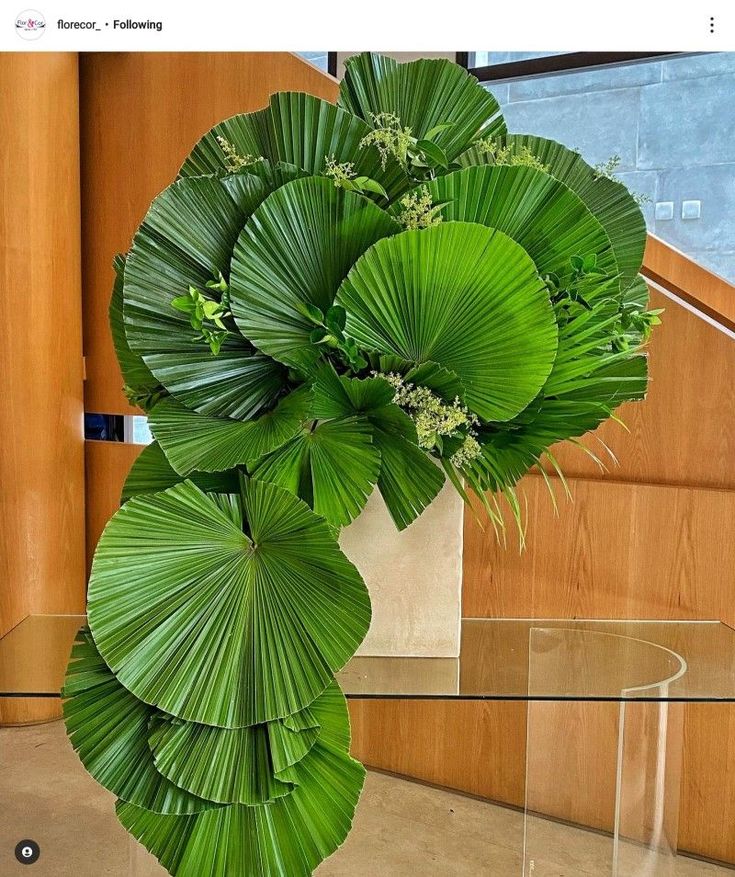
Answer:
xmin=0 ymin=721 xmax=731 ymax=876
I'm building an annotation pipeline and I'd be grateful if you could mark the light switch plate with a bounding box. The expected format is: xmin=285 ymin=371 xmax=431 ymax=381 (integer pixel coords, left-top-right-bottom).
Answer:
xmin=655 ymin=201 xmax=674 ymax=221
xmin=682 ymin=199 xmax=702 ymax=220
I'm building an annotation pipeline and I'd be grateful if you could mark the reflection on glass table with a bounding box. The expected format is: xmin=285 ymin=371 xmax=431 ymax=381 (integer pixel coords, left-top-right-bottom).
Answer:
xmin=2 ymin=616 xmax=735 ymax=875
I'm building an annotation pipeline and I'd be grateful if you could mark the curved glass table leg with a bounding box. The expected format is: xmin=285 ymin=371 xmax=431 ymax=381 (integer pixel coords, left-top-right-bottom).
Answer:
xmin=613 ymin=699 xmax=684 ymax=875
xmin=523 ymin=628 xmax=688 ymax=877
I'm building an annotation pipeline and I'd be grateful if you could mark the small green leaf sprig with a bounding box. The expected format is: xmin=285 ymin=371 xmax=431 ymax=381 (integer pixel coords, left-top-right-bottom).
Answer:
xmin=322 ymin=155 xmax=388 ymax=200
xmin=379 ymin=371 xmax=482 ymax=467
xmin=612 ymin=306 xmax=663 ymax=351
xmin=544 ymin=253 xmax=610 ymax=324
xmin=123 ymin=383 xmax=167 ymax=412
xmin=359 ymin=112 xmax=452 ymax=179
xmin=301 ymin=302 xmax=367 ymax=372
xmin=171 ymin=273 xmax=231 ymax=356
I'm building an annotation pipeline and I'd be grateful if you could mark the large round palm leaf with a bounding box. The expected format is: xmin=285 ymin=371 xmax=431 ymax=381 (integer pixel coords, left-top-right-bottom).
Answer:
xmin=117 ymin=738 xmax=365 ymax=877
xmin=249 ymin=416 xmax=381 ymax=528
xmin=123 ymin=176 xmax=286 ymax=419
xmin=87 ymin=478 xmax=370 ymax=728
xmin=149 ymin=389 xmax=311 ymax=476
xmin=147 ymin=679 xmax=346 ymax=807
xmin=180 ymin=93 xmax=407 ymax=198
xmin=338 ymin=52 xmax=506 ymax=161
xmin=414 ymin=165 xmax=617 ymax=287
xmin=458 ymin=134 xmax=646 ymax=290
xmin=147 ymin=709 xmax=314 ymax=807
xmin=336 ymin=222 xmax=558 ymax=422
xmin=121 ymin=442 xmax=238 ymax=504
xmin=230 ymin=176 xmax=399 ymax=372
xmin=63 ymin=629 xmax=217 ymax=815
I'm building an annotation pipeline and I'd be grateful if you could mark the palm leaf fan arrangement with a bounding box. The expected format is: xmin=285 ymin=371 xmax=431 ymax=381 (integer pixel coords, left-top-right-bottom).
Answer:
xmin=65 ymin=52 xmax=659 ymax=876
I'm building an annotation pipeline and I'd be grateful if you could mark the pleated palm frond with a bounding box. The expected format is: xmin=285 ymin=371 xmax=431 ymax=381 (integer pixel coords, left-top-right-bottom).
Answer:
xmin=467 ymin=355 xmax=648 ymax=493
xmin=541 ymin=298 xmax=646 ymax=399
xmin=123 ymin=175 xmax=287 ymax=420
xmin=336 ymin=222 xmax=559 ymax=422
xmin=230 ymin=176 xmax=399 ymax=372
xmin=369 ymin=402 xmax=446 ymax=530
xmin=147 ymin=679 xmax=346 ymax=807
xmin=364 ymin=355 xmax=466 ymax=403
xmin=109 ymin=253 xmax=163 ymax=409
xmin=309 ymin=361 xmax=395 ymax=419
xmin=308 ymin=362 xmax=445 ymax=529
xmin=117 ymin=738 xmax=365 ymax=877
xmin=179 ymin=92 xmax=407 ymax=198
xmin=338 ymin=52 xmax=506 ymax=161
xmin=87 ymin=478 xmax=370 ymax=728
xmin=623 ymin=274 xmax=650 ymax=310
xmin=463 ymin=289 xmax=648 ymax=494
xmin=121 ymin=442 xmax=238 ymax=504
xmin=148 ymin=710 xmax=313 ymax=807
xmin=414 ymin=165 xmax=618 ymax=295
xmin=148 ymin=389 xmax=311 ymax=475
xmin=248 ymin=417 xmax=381 ymax=528
xmin=63 ymin=629 xmax=218 ymax=816
xmin=458 ymin=134 xmax=646 ymax=291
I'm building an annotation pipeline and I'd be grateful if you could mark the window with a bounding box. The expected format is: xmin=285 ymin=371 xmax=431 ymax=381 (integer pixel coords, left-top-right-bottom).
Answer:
xmin=297 ymin=52 xmax=329 ymax=73
xmin=471 ymin=52 xmax=735 ymax=283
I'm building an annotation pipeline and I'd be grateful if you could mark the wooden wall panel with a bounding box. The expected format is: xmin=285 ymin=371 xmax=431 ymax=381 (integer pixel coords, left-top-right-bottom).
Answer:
xmin=643 ymin=234 xmax=735 ymax=334
xmin=464 ymin=476 xmax=735 ymax=622
xmin=84 ymin=440 xmax=144 ymax=571
xmin=79 ymin=52 xmax=339 ymax=415
xmin=349 ymin=700 xmax=526 ymax=807
xmin=0 ymin=54 xmax=86 ymax=644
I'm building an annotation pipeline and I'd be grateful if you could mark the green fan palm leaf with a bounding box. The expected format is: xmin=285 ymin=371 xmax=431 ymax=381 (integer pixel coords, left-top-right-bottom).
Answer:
xmin=467 ymin=354 xmax=648 ymax=493
xmin=87 ymin=479 xmax=370 ymax=728
xmin=180 ymin=93 xmax=407 ymax=198
xmin=63 ymin=629 xmax=218 ymax=815
xmin=339 ymin=52 xmax=506 ymax=161
xmin=147 ymin=679 xmax=346 ymax=807
xmin=123 ymin=175 xmax=287 ymax=419
xmin=117 ymin=738 xmax=365 ymax=877
xmin=249 ymin=417 xmax=381 ymax=528
xmin=336 ymin=222 xmax=559 ymax=422
xmin=308 ymin=362 xmax=445 ymax=529
xmin=149 ymin=389 xmax=311 ymax=476
xmin=109 ymin=253 xmax=164 ymax=409
xmin=458 ymin=134 xmax=646 ymax=291
xmin=230 ymin=176 xmax=399 ymax=372
xmin=368 ymin=404 xmax=446 ymax=530
xmin=414 ymin=165 xmax=618 ymax=289
xmin=121 ymin=442 xmax=238 ymax=503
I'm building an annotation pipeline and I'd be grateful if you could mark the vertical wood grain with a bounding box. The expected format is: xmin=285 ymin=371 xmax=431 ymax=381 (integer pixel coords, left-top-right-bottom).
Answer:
xmin=84 ymin=440 xmax=144 ymax=572
xmin=0 ymin=53 xmax=86 ymax=638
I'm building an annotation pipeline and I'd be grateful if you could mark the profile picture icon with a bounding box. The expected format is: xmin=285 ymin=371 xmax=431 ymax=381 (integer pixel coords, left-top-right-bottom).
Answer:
xmin=15 ymin=9 xmax=46 ymax=40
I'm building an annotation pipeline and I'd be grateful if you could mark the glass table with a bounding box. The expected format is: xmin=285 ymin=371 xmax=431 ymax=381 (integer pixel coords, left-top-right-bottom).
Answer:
xmin=2 ymin=615 xmax=735 ymax=876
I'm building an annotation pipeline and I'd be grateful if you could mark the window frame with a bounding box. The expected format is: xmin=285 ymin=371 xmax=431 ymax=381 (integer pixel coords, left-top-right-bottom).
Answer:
xmin=455 ymin=51 xmax=694 ymax=83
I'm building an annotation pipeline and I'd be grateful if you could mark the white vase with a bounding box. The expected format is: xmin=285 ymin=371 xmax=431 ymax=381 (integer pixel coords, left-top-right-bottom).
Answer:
xmin=339 ymin=481 xmax=464 ymax=658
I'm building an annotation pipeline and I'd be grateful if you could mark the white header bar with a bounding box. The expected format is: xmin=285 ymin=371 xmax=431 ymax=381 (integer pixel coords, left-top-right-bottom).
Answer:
xmin=4 ymin=1 xmax=735 ymax=53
